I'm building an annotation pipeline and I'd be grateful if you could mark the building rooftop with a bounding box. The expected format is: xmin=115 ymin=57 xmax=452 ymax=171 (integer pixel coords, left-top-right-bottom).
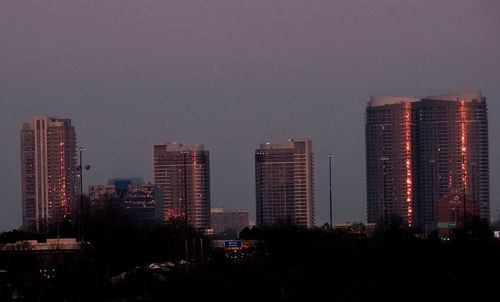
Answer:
xmin=258 ymin=138 xmax=310 ymax=150
xmin=155 ymin=142 xmax=205 ymax=152
xmin=107 ymin=178 xmax=144 ymax=185
xmin=423 ymin=91 xmax=482 ymax=102
xmin=367 ymin=96 xmax=420 ymax=107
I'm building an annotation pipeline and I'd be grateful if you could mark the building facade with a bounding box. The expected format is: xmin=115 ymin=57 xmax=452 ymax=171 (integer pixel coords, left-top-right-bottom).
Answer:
xmin=417 ymin=92 xmax=489 ymax=230
xmin=153 ymin=143 xmax=211 ymax=229
xmin=255 ymin=139 xmax=314 ymax=228
xmin=211 ymin=208 xmax=250 ymax=236
xmin=365 ymin=96 xmax=420 ymax=227
xmin=89 ymin=178 xmax=163 ymax=222
xmin=21 ymin=116 xmax=77 ymax=232
xmin=366 ymin=91 xmax=489 ymax=231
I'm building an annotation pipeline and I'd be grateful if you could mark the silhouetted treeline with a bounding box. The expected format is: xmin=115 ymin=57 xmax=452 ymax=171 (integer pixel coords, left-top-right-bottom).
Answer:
xmin=82 ymin=204 xmax=204 ymax=274
xmin=232 ymin=222 xmax=500 ymax=302
xmin=2 ymin=210 xmax=500 ymax=301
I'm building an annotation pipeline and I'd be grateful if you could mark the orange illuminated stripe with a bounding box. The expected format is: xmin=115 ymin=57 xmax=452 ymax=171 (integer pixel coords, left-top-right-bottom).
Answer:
xmin=460 ymin=100 xmax=467 ymax=195
xmin=404 ymin=102 xmax=413 ymax=227
xmin=59 ymin=139 xmax=68 ymax=218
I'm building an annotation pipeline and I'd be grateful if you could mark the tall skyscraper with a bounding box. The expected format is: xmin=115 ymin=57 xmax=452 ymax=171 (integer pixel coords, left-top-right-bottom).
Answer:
xmin=255 ymin=139 xmax=314 ymax=228
xmin=153 ymin=143 xmax=210 ymax=229
xmin=365 ymin=96 xmax=420 ymax=227
xmin=366 ymin=91 xmax=489 ymax=230
xmin=418 ymin=92 xmax=489 ymax=230
xmin=21 ymin=116 xmax=77 ymax=232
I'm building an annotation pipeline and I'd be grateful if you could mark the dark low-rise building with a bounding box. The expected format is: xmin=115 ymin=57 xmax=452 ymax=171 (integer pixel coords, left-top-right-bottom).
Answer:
xmin=89 ymin=178 xmax=164 ymax=222
xmin=211 ymin=208 xmax=249 ymax=237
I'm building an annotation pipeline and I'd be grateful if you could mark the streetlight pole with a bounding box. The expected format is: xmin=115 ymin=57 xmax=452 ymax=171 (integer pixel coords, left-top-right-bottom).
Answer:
xmin=182 ymin=149 xmax=189 ymax=267
xmin=462 ymin=154 xmax=467 ymax=228
xmin=77 ymin=147 xmax=85 ymax=242
xmin=327 ymin=154 xmax=334 ymax=229
xmin=380 ymin=157 xmax=389 ymax=228
xmin=77 ymin=147 xmax=90 ymax=242
xmin=182 ymin=150 xmax=189 ymax=230
xmin=428 ymin=159 xmax=435 ymax=238
xmin=471 ymin=161 xmax=476 ymax=231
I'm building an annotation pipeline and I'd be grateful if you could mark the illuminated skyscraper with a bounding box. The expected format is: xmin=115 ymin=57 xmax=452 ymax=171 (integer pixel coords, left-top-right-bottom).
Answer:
xmin=255 ymin=139 xmax=314 ymax=228
xmin=21 ymin=116 xmax=77 ymax=233
xmin=366 ymin=91 xmax=489 ymax=230
xmin=418 ymin=92 xmax=489 ymax=230
xmin=153 ymin=143 xmax=210 ymax=229
xmin=365 ymin=96 xmax=419 ymax=227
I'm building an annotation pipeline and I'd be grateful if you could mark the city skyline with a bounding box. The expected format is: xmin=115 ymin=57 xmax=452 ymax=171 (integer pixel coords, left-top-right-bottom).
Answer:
xmin=1 ymin=1 xmax=500 ymax=231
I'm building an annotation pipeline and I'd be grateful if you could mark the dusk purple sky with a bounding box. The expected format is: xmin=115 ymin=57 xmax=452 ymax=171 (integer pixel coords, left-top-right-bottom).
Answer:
xmin=1 ymin=0 xmax=500 ymax=231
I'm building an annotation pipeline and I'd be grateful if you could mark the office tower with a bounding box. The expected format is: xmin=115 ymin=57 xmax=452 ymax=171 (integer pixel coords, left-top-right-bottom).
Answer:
xmin=89 ymin=178 xmax=163 ymax=222
xmin=255 ymin=139 xmax=314 ymax=228
xmin=153 ymin=143 xmax=211 ymax=229
xmin=21 ymin=116 xmax=77 ymax=232
xmin=365 ymin=91 xmax=489 ymax=230
xmin=211 ymin=208 xmax=250 ymax=236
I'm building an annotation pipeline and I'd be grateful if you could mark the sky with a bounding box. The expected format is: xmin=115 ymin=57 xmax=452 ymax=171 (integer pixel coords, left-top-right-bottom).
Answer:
xmin=1 ymin=0 xmax=500 ymax=231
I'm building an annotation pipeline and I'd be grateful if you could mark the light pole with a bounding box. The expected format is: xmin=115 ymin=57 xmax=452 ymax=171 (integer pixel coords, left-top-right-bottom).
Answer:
xmin=427 ymin=159 xmax=436 ymax=237
xmin=471 ymin=161 xmax=476 ymax=230
xmin=462 ymin=154 xmax=467 ymax=228
xmin=380 ymin=157 xmax=389 ymax=228
xmin=77 ymin=147 xmax=84 ymax=242
xmin=181 ymin=149 xmax=189 ymax=266
xmin=182 ymin=149 xmax=189 ymax=230
xmin=327 ymin=154 xmax=334 ymax=229
xmin=77 ymin=147 xmax=90 ymax=242
xmin=471 ymin=162 xmax=476 ymax=213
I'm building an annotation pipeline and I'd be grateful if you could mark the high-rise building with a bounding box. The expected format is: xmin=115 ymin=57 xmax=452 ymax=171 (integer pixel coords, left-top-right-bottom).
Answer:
xmin=255 ymin=139 xmax=314 ymax=228
xmin=418 ymin=92 xmax=489 ymax=229
xmin=153 ymin=143 xmax=211 ymax=229
xmin=365 ymin=96 xmax=420 ymax=227
xmin=211 ymin=208 xmax=250 ymax=236
xmin=21 ymin=116 xmax=77 ymax=232
xmin=366 ymin=91 xmax=489 ymax=230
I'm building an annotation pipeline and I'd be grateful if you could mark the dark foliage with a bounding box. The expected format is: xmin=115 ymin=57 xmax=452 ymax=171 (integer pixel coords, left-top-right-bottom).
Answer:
xmin=0 ymin=230 xmax=45 ymax=243
xmin=2 ymin=216 xmax=500 ymax=301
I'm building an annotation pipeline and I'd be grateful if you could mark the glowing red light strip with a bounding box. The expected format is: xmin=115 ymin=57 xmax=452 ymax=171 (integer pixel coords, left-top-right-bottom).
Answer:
xmin=460 ymin=100 xmax=467 ymax=196
xmin=59 ymin=140 xmax=68 ymax=218
xmin=404 ymin=102 xmax=413 ymax=227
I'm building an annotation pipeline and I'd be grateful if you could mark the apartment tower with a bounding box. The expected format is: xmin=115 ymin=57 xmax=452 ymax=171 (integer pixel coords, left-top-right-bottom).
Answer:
xmin=366 ymin=91 xmax=489 ymax=230
xmin=21 ymin=116 xmax=77 ymax=232
xmin=255 ymin=139 xmax=314 ymax=228
xmin=153 ymin=143 xmax=210 ymax=229
xmin=365 ymin=96 xmax=420 ymax=227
